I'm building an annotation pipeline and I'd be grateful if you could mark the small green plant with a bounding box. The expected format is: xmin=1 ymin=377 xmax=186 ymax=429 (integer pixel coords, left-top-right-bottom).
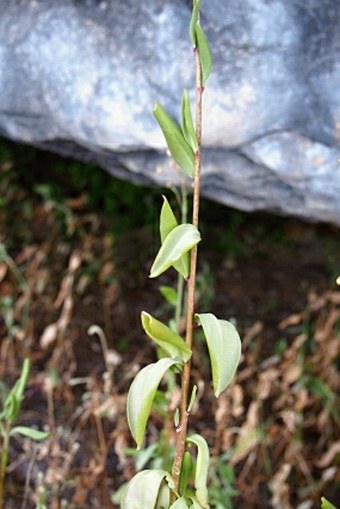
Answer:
xmin=119 ymin=2 xmax=241 ymax=507
xmin=35 ymin=486 xmax=48 ymax=509
xmin=0 ymin=359 xmax=50 ymax=509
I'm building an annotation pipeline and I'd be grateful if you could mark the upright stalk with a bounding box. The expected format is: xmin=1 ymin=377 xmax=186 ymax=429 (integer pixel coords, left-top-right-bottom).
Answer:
xmin=172 ymin=48 xmax=204 ymax=492
xmin=0 ymin=424 xmax=10 ymax=509
xmin=175 ymin=268 xmax=185 ymax=332
xmin=175 ymin=183 xmax=189 ymax=332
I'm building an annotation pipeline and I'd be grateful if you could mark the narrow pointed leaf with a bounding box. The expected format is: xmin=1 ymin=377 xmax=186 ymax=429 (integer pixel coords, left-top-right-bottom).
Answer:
xmin=195 ymin=313 xmax=241 ymax=397
xmin=190 ymin=0 xmax=200 ymax=47
xmin=150 ymin=224 xmax=201 ymax=279
xmin=10 ymin=426 xmax=50 ymax=441
xmin=153 ymin=103 xmax=195 ymax=178
xmin=160 ymin=196 xmax=178 ymax=242
xmin=121 ymin=469 xmax=170 ymax=509
xmin=196 ymin=24 xmax=212 ymax=86
xmin=179 ymin=451 xmax=194 ymax=494
xmin=127 ymin=358 xmax=181 ymax=448
xmin=174 ymin=408 xmax=180 ymax=427
xmin=4 ymin=358 xmax=30 ymax=424
xmin=13 ymin=358 xmax=30 ymax=402
xmin=187 ymin=434 xmax=210 ymax=509
xmin=181 ymin=90 xmax=198 ymax=152
xmin=188 ymin=384 xmax=198 ymax=412
xmin=170 ymin=497 xmax=190 ymax=509
xmin=160 ymin=196 xmax=189 ymax=278
xmin=141 ymin=312 xmax=192 ymax=362
xmin=321 ymin=498 xmax=337 ymax=509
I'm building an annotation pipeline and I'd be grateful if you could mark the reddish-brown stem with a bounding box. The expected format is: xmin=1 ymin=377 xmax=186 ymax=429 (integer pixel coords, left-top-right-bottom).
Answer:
xmin=171 ymin=47 xmax=203 ymax=494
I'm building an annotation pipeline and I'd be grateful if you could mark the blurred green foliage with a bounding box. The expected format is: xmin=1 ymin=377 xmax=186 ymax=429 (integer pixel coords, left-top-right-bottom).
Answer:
xmin=0 ymin=137 xmax=161 ymax=236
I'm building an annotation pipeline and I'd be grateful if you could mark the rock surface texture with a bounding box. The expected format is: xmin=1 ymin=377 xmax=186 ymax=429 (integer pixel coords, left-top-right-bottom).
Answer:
xmin=0 ymin=0 xmax=339 ymax=224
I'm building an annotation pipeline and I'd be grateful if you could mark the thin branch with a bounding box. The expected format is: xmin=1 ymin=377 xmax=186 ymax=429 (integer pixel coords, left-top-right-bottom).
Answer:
xmin=171 ymin=46 xmax=203 ymax=493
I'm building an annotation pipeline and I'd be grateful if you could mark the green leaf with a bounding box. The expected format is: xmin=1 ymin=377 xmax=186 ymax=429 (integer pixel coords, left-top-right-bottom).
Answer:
xmin=135 ymin=443 xmax=158 ymax=471
xmin=3 ymin=358 xmax=31 ymax=424
xmin=187 ymin=434 xmax=210 ymax=509
xmin=179 ymin=451 xmax=194 ymax=495
xmin=141 ymin=312 xmax=192 ymax=362
xmin=189 ymin=0 xmax=212 ymax=85
xmin=170 ymin=497 xmax=190 ymax=509
xmin=2 ymin=392 xmax=19 ymax=424
xmin=121 ymin=469 xmax=171 ymax=509
xmin=160 ymin=286 xmax=178 ymax=307
xmin=111 ymin=483 xmax=126 ymax=505
xmin=321 ymin=498 xmax=337 ymax=509
xmin=150 ymin=224 xmax=201 ymax=279
xmin=195 ymin=313 xmax=241 ymax=397
xmin=156 ymin=481 xmax=172 ymax=509
xmin=10 ymin=426 xmax=50 ymax=441
xmin=160 ymin=196 xmax=178 ymax=242
xmin=196 ymin=24 xmax=212 ymax=86
xmin=174 ymin=408 xmax=180 ymax=427
xmin=160 ymin=197 xmax=189 ymax=278
xmin=12 ymin=358 xmax=30 ymax=402
xmin=181 ymin=90 xmax=198 ymax=152
xmin=127 ymin=358 xmax=181 ymax=448
xmin=188 ymin=385 xmax=198 ymax=412
xmin=153 ymin=103 xmax=195 ymax=178
xmin=190 ymin=0 xmax=200 ymax=47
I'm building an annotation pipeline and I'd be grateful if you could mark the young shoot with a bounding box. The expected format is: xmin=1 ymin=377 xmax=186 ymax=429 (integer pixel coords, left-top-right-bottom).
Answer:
xmin=0 ymin=359 xmax=50 ymax=509
xmin=120 ymin=2 xmax=241 ymax=507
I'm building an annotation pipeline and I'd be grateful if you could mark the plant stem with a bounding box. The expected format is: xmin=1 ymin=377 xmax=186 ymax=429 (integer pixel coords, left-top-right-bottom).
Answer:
xmin=174 ymin=182 xmax=188 ymax=332
xmin=0 ymin=424 xmax=11 ymax=509
xmin=175 ymin=274 xmax=185 ymax=333
xmin=171 ymin=47 xmax=203 ymax=493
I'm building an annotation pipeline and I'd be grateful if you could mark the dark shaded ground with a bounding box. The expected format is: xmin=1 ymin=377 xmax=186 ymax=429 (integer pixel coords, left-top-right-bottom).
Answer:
xmin=0 ymin=139 xmax=339 ymax=509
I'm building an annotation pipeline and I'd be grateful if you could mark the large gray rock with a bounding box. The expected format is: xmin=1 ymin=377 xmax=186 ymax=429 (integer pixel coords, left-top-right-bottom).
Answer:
xmin=0 ymin=0 xmax=339 ymax=224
